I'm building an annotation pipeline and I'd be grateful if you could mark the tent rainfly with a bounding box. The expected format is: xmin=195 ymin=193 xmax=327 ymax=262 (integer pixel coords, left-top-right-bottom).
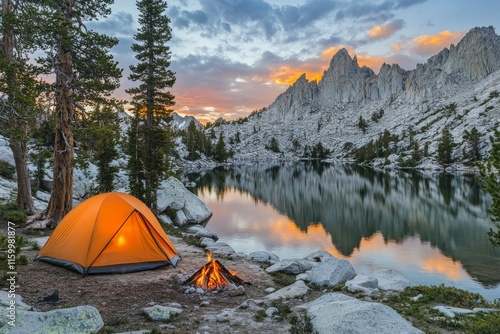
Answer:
xmin=35 ymin=192 xmax=180 ymax=275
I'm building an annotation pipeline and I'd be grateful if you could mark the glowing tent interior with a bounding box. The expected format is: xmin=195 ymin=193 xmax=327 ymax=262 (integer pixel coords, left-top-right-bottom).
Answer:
xmin=35 ymin=192 xmax=180 ymax=275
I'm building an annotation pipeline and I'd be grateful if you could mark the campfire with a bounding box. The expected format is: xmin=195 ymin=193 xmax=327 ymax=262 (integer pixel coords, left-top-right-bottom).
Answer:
xmin=184 ymin=252 xmax=245 ymax=291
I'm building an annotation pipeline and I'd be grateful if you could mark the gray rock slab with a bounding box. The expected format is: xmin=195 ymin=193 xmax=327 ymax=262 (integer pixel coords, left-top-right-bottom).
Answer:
xmin=199 ymin=237 xmax=216 ymax=247
xmin=0 ymin=305 xmax=104 ymax=334
xmin=205 ymin=242 xmax=235 ymax=255
xmin=303 ymin=250 xmax=337 ymax=263
xmin=194 ymin=228 xmax=218 ymax=240
xmin=265 ymin=259 xmax=315 ymax=275
xmin=0 ymin=290 xmax=33 ymax=311
xmin=307 ymin=259 xmax=356 ymax=286
xmin=304 ymin=293 xmax=424 ymax=334
xmin=434 ymin=305 xmax=473 ymax=318
xmin=142 ymin=305 xmax=182 ymax=322
xmin=345 ymin=274 xmax=379 ymax=294
xmin=373 ymin=269 xmax=415 ymax=292
xmin=264 ymin=280 xmax=310 ymax=301
xmin=157 ymin=177 xmax=212 ymax=225
xmin=248 ymin=251 xmax=280 ymax=264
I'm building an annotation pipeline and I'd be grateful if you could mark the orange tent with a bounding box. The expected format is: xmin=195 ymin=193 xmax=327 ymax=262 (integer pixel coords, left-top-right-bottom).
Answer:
xmin=36 ymin=192 xmax=180 ymax=275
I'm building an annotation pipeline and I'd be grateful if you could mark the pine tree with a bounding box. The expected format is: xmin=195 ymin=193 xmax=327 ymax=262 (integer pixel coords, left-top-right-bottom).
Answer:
xmin=437 ymin=127 xmax=455 ymax=164
xmin=266 ymin=137 xmax=280 ymax=153
xmin=478 ymin=129 xmax=500 ymax=246
xmin=184 ymin=120 xmax=200 ymax=160
xmin=358 ymin=115 xmax=368 ymax=133
xmin=125 ymin=114 xmax=145 ymax=200
xmin=30 ymin=0 xmax=122 ymax=227
xmin=463 ymin=127 xmax=482 ymax=161
xmin=0 ymin=0 xmax=43 ymax=214
xmin=126 ymin=0 xmax=176 ymax=210
xmin=76 ymin=106 xmax=120 ymax=193
xmin=213 ymin=132 xmax=228 ymax=163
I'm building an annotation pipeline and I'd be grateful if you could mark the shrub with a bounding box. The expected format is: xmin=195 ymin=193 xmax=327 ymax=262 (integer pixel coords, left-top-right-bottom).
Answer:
xmin=0 ymin=202 xmax=27 ymax=225
xmin=0 ymin=160 xmax=16 ymax=179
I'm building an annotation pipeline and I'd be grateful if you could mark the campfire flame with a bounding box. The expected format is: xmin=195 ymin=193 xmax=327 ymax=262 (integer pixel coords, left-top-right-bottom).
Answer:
xmin=185 ymin=252 xmax=245 ymax=291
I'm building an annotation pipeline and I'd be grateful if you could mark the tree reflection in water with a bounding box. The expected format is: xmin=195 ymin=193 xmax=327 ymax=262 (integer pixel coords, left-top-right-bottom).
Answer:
xmin=184 ymin=162 xmax=500 ymax=298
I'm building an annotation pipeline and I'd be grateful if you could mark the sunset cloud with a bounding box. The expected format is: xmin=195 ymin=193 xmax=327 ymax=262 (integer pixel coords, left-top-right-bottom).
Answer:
xmin=392 ymin=30 xmax=465 ymax=56
xmin=368 ymin=19 xmax=405 ymax=41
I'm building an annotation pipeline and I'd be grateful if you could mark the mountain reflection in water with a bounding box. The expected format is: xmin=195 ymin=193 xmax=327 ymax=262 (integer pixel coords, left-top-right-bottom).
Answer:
xmin=186 ymin=162 xmax=500 ymax=299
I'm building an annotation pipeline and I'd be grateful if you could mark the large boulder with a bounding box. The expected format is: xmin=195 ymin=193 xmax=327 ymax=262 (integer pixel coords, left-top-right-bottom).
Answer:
xmin=302 ymin=293 xmax=424 ymax=334
xmin=373 ymin=269 xmax=415 ymax=292
xmin=306 ymin=259 xmax=357 ymax=286
xmin=157 ymin=177 xmax=212 ymax=226
xmin=0 ymin=305 xmax=104 ymax=334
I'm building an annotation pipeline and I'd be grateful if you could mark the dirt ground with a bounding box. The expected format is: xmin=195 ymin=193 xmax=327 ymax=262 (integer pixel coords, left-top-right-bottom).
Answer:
xmin=13 ymin=230 xmax=309 ymax=334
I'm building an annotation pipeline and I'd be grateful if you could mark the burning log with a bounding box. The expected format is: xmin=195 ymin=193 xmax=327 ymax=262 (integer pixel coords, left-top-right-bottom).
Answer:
xmin=184 ymin=252 xmax=245 ymax=291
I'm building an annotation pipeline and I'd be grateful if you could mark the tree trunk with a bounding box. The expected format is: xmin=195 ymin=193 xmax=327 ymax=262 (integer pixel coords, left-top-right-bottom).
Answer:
xmin=43 ymin=44 xmax=75 ymax=227
xmin=10 ymin=137 xmax=36 ymax=214
xmin=1 ymin=0 xmax=36 ymax=214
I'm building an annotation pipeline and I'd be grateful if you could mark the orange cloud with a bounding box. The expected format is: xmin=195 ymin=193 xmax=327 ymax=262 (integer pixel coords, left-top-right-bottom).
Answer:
xmin=392 ymin=30 xmax=465 ymax=56
xmin=268 ymin=46 xmax=388 ymax=87
xmin=368 ymin=20 xmax=404 ymax=41
xmin=269 ymin=66 xmax=323 ymax=86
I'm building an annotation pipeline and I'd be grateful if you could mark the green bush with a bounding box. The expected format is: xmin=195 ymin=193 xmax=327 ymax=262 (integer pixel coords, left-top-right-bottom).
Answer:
xmin=0 ymin=202 xmax=27 ymax=225
xmin=0 ymin=160 xmax=16 ymax=179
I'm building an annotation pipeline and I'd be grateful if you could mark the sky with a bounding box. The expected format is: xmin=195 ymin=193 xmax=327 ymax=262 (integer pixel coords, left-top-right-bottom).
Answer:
xmin=89 ymin=0 xmax=500 ymax=124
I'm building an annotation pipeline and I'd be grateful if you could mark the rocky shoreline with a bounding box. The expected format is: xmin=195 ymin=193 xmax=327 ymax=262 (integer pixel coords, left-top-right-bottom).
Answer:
xmin=1 ymin=177 xmax=498 ymax=333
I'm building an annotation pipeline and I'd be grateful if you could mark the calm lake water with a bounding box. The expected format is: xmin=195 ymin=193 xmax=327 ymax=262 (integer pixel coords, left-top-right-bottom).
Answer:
xmin=185 ymin=162 xmax=500 ymax=300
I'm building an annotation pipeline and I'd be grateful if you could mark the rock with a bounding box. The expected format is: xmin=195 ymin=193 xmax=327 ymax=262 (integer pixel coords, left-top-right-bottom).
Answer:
xmin=302 ymin=293 xmax=423 ymax=334
xmin=248 ymin=251 xmax=280 ymax=264
xmin=264 ymin=280 xmax=310 ymax=301
xmin=411 ymin=294 xmax=424 ymax=302
xmin=142 ymin=305 xmax=182 ymax=322
xmin=186 ymin=225 xmax=204 ymax=234
xmin=200 ymin=301 xmax=210 ymax=307
xmin=173 ymin=209 xmax=188 ymax=226
xmin=303 ymin=250 xmax=337 ymax=263
xmin=307 ymin=259 xmax=356 ymax=286
xmin=434 ymin=305 xmax=474 ymax=318
xmin=228 ymin=285 xmax=246 ymax=297
xmin=194 ymin=228 xmax=219 ymax=240
xmin=264 ymin=287 xmax=276 ymax=293
xmin=296 ymin=273 xmax=309 ymax=281
xmin=229 ymin=252 xmax=247 ymax=260
xmin=205 ymin=242 xmax=235 ymax=256
xmin=29 ymin=236 xmax=49 ymax=249
xmin=199 ymin=237 xmax=216 ymax=247
xmin=265 ymin=259 xmax=315 ymax=275
xmin=157 ymin=177 xmax=212 ymax=225
xmin=238 ymin=299 xmax=265 ymax=311
xmin=373 ymin=269 xmax=415 ymax=292
xmin=0 ymin=290 xmax=33 ymax=311
xmin=265 ymin=307 xmax=278 ymax=317
xmin=196 ymin=288 xmax=206 ymax=295
xmin=345 ymin=274 xmax=379 ymax=294
xmin=0 ymin=305 xmax=104 ymax=334
xmin=473 ymin=307 xmax=500 ymax=314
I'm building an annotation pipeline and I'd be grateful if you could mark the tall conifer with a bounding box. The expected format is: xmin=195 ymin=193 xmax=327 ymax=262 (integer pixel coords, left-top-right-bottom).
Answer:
xmin=126 ymin=0 xmax=175 ymax=210
xmin=478 ymin=129 xmax=500 ymax=246
xmin=28 ymin=0 xmax=121 ymax=227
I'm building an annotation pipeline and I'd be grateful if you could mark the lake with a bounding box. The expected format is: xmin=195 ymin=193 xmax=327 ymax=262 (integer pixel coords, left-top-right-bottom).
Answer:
xmin=184 ymin=162 xmax=500 ymax=300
